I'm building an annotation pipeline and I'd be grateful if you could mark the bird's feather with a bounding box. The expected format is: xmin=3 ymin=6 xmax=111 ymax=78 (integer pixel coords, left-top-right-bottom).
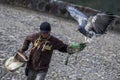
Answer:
xmin=66 ymin=6 xmax=88 ymax=26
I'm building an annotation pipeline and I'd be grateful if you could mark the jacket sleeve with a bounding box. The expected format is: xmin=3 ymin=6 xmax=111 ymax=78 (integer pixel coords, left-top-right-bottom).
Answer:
xmin=19 ymin=35 xmax=33 ymax=53
xmin=15 ymin=35 xmax=32 ymax=61
xmin=53 ymin=37 xmax=68 ymax=53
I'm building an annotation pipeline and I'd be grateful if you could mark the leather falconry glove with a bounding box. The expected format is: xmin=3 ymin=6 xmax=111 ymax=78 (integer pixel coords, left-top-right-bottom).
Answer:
xmin=67 ymin=43 xmax=86 ymax=54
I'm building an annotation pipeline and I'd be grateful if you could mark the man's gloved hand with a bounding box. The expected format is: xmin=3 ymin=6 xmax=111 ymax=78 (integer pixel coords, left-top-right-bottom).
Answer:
xmin=67 ymin=43 xmax=86 ymax=54
xmin=79 ymin=43 xmax=86 ymax=51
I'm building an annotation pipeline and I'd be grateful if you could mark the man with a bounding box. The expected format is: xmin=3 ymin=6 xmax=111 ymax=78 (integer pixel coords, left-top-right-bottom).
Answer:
xmin=16 ymin=22 xmax=86 ymax=80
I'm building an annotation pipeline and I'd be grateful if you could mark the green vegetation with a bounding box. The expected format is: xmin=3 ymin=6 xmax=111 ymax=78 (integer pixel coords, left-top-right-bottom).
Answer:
xmin=63 ymin=0 xmax=120 ymax=15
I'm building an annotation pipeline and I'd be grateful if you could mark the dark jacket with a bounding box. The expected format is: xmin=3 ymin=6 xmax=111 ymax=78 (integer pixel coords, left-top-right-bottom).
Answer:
xmin=20 ymin=32 xmax=68 ymax=72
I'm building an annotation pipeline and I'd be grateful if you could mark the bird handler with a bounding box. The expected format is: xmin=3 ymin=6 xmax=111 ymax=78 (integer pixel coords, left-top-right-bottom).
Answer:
xmin=15 ymin=22 xmax=86 ymax=80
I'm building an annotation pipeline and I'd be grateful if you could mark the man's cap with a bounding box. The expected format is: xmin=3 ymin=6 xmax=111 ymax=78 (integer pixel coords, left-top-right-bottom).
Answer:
xmin=40 ymin=22 xmax=51 ymax=33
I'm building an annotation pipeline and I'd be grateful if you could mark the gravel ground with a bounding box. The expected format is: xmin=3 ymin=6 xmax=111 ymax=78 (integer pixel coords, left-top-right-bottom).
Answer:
xmin=0 ymin=4 xmax=120 ymax=80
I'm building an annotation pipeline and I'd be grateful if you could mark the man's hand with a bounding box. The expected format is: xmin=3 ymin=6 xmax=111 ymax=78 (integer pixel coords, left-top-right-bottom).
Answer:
xmin=79 ymin=43 xmax=86 ymax=51
xmin=67 ymin=43 xmax=86 ymax=54
xmin=14 ymin=50 xmax=28 ymax=62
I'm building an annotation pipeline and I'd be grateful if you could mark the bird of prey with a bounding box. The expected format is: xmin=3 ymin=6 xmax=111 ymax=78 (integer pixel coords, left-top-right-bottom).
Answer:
xmin=66 ymin=6 xmax=114 ymax=42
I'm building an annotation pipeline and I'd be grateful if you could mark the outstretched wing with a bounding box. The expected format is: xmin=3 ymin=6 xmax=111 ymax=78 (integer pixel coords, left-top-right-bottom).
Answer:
xmin=86 ymin=13 xmax=114 ymax=34
xmin=66 ymin=6 xmax=88 ymax=27
xmin=66 ymin=6 xmax=94 ymax=38
xmin=94 ymin=13 xmax=114 ymax=34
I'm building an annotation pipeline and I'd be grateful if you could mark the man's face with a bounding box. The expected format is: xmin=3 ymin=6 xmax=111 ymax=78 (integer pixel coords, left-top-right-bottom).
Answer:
xmin=41 ymin=32 xmax=50 ymax=39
